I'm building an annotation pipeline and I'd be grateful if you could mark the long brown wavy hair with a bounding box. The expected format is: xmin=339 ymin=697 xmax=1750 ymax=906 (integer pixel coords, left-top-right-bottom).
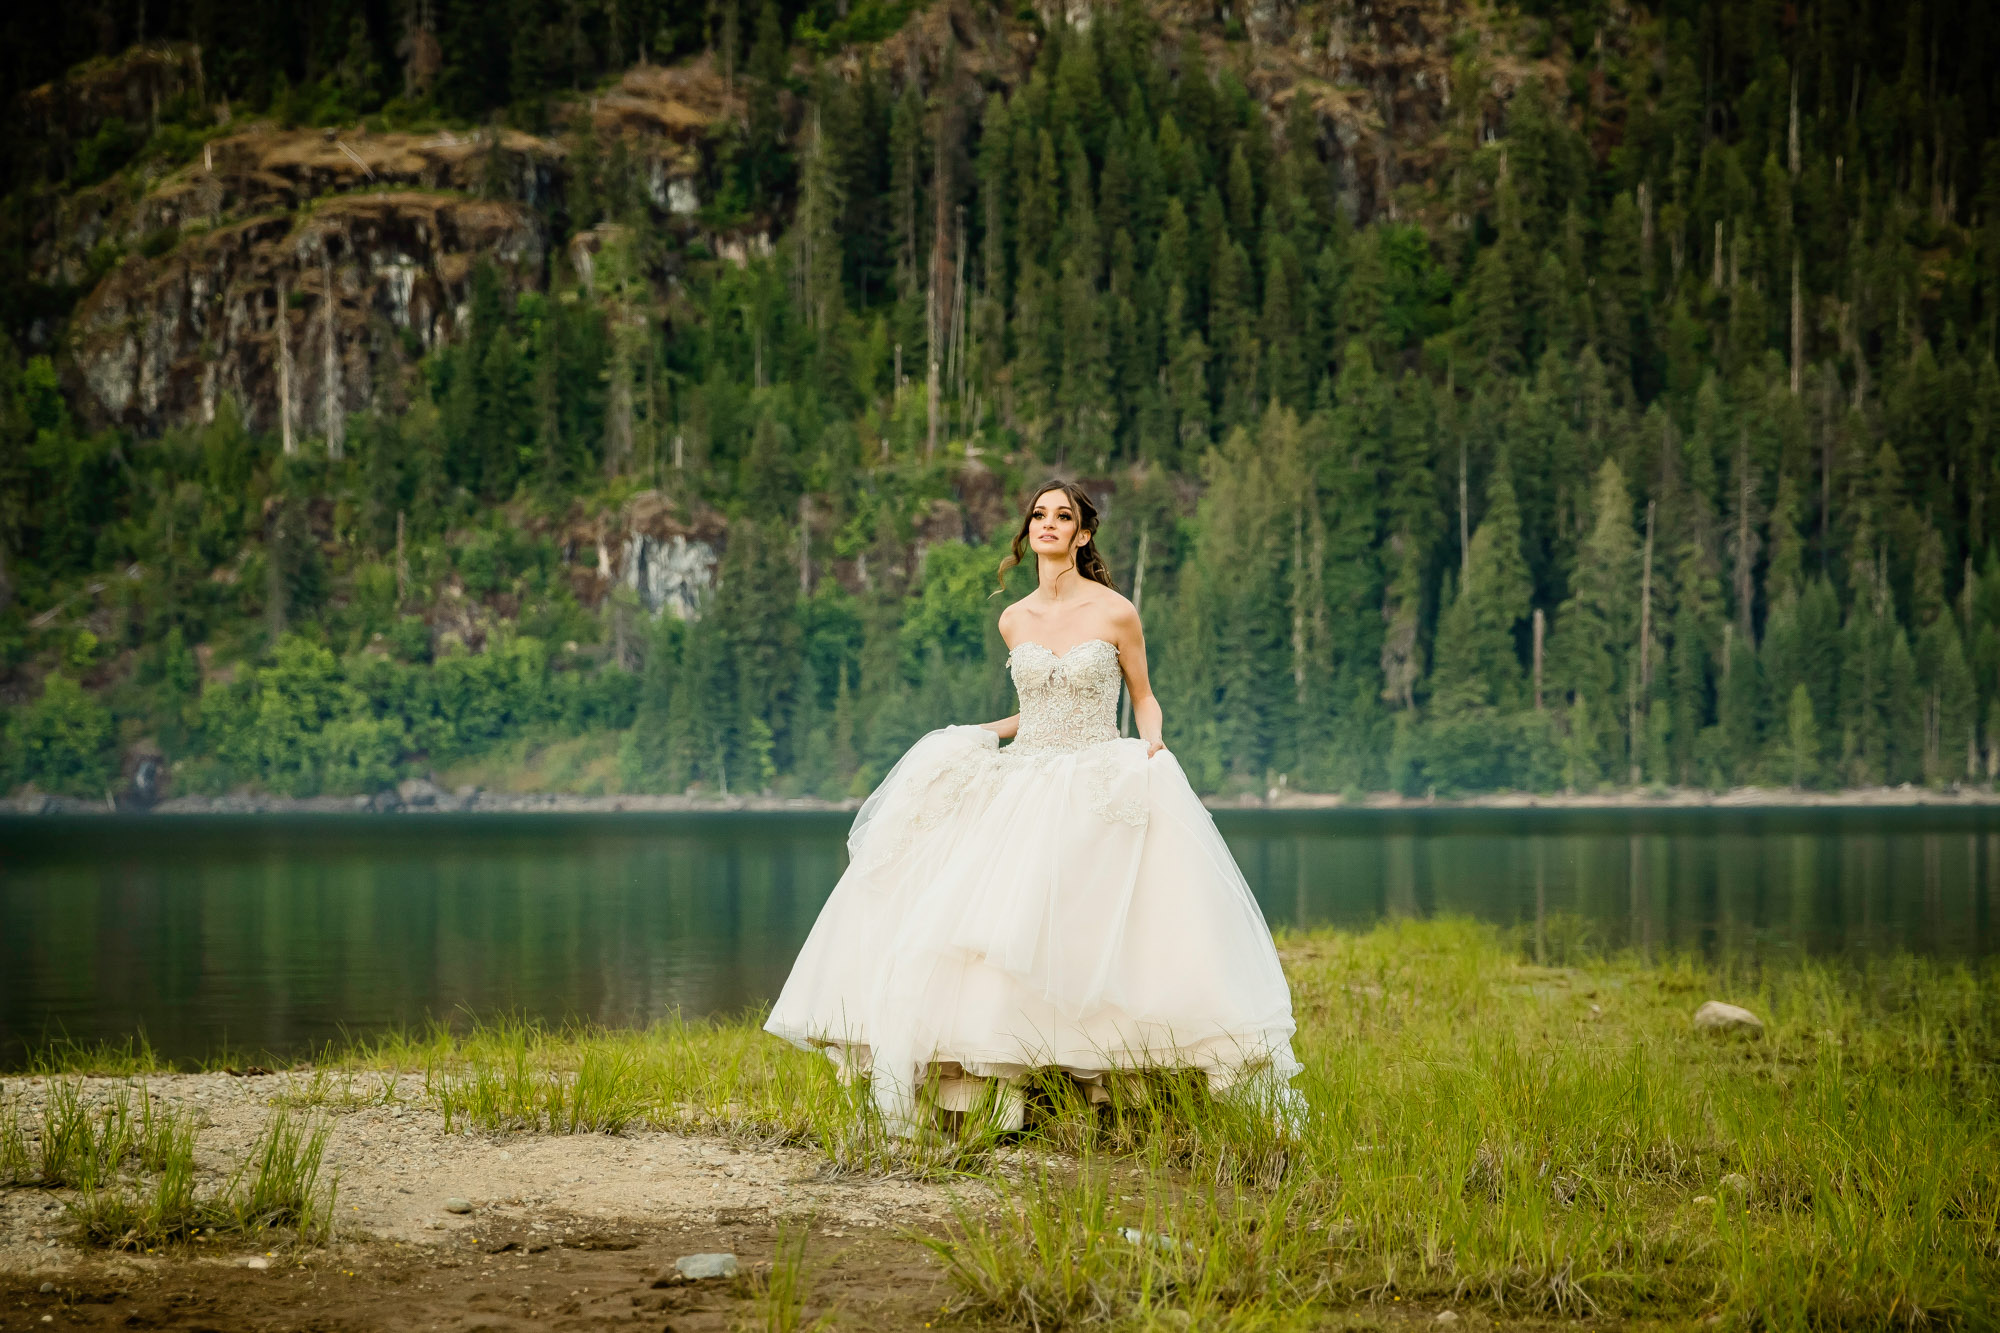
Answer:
xmin=992 ymin=479 xmax=1116 ymax=596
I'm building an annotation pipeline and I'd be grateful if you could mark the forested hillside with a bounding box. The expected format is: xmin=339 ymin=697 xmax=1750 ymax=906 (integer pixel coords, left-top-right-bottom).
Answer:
xmin=4 ymin=0 xmax=2000 ymax=802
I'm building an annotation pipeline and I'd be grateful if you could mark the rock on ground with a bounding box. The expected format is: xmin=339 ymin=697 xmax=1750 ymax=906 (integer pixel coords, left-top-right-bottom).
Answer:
xmin=1692 ymin=1000 xmax=1764 ymax=1036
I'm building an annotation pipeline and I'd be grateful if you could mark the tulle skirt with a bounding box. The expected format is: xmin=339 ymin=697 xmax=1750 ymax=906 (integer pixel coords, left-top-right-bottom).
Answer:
xmin=764 ymin=725 xmax=1303 ymax=1130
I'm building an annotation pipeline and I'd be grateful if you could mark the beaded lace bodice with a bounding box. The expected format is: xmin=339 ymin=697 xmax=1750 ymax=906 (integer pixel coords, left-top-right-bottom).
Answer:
xmin=1007 ymin=639 xmax=1123 ymax=754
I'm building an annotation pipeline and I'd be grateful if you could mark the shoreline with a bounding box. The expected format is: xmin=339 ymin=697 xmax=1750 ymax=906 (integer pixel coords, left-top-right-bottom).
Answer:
xmin=9 ymin=782 xmax=2000 ymax=816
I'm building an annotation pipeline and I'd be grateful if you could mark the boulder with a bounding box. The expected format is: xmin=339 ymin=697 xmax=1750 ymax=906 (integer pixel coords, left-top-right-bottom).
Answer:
xmin=1692 ymin=1001 xmax=1764 ymax=1037
xmin=397 ymin=777 xmax=444 ymax=808
xmin=652 ymin=1253 xmax=738 ymax=1286
xmin=124 ymin=753 xmax=164 ymax=808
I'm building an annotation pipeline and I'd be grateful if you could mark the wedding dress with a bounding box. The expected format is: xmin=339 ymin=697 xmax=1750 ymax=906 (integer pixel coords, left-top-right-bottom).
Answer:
xmin=764 ymin=637 xmax=1304 ymax=1132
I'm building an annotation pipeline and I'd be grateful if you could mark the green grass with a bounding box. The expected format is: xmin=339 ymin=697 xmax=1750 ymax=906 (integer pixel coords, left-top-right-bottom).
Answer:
xmin=9 ymin=919 xmax=1998 ymax=1327
xmin=66 ymin=1107 xmax=337 ymax=1250
xmin=0 ymin=1080 xmax=187 ymax=1188
xmin=1 ymin=1081 xmax=338 ymax=1250
xmin=433 ymin=728 xmax=626 ymax=795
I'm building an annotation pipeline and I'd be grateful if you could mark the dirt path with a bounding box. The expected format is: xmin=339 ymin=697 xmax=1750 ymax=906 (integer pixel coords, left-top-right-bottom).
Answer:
xmin=0 ymin=1072 xmax=960 ymax=1331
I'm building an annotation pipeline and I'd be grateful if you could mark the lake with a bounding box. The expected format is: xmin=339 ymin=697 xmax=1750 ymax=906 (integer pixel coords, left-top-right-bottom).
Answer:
xmin=3 ymin=808 xmax=1996 ymax=1066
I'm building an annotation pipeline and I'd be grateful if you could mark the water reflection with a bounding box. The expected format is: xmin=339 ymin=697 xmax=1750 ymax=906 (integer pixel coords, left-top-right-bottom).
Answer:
xmin=1212 ymin=809 xmax=2000 ymax=964
xmin=2 ymin=808 xmax=1995 ymax=1065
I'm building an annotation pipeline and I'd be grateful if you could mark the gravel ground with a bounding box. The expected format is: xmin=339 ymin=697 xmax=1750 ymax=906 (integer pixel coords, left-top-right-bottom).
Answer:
xmin=0 ymin=1071 xmax=966 ymax=1331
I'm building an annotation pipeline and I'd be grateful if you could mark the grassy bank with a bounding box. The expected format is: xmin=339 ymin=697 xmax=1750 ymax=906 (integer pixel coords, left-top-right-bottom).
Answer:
xmin=7 ymin=919 xmax=1997 ymax=1329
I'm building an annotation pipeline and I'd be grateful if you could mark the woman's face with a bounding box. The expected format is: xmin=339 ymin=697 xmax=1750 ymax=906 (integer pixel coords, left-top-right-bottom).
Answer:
xmin=1028 ymin=489 xmax=1085 ymax=557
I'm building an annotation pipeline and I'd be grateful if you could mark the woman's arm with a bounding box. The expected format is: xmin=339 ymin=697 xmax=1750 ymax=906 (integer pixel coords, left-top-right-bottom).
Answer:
xmin=1111 ymin=601 xmax=1167 ymax=757
xmin=980 ymin=713 xmax=1020 ymax=740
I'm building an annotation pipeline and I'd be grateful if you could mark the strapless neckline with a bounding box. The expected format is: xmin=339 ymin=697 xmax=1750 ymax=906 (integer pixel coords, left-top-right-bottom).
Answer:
xmin=1008 ymin=637 xmax=1119 ymax=661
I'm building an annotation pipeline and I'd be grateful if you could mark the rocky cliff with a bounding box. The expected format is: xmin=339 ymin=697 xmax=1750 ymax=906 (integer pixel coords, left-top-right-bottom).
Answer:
xmin=25 ymin=0 xmax=1568 ymax=444
xmin=31 ymin=57 xmax=737 ymax=441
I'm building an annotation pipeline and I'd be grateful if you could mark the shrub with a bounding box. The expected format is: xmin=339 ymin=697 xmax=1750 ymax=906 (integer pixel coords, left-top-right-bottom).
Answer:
xmin=8 ymin=673 xmax=116 ymax=796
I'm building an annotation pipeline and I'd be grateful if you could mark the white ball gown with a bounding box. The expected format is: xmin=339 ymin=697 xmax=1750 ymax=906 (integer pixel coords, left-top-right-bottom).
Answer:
xmin=764 ymin=637 xmax=1304 ymax=1132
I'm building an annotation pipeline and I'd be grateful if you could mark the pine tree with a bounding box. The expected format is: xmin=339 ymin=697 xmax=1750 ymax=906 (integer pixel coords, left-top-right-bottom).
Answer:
xmin=1548 ymin=460 xmax=1641 ymax=788
xmin=1057 ymin=253 xmax=1111 ymax=463
xmin=1782 ymin=682 xmax=1819 ymax=788
xmin=1428 ymin=449 xmax=1532 ymax=714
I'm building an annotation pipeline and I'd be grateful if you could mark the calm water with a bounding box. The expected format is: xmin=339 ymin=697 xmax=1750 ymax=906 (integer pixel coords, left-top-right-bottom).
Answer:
xmin=3 ymin=809 xmax=1997 ymax=1066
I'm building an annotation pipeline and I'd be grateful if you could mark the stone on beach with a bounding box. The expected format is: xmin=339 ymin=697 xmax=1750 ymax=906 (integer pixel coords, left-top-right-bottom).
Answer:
xmin=652 ymin=1252 xmax=738 ymax=1285
xmin=443 ymin=1198 xmax=473 ymax=1214
xmin=1692 ymin=1000 xmax=1764 ymax=1036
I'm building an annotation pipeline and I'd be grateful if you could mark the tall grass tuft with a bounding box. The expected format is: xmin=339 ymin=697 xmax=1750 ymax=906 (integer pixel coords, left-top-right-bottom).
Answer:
xmin=22 ymin=1035 xmax=171 ymax=1078
xmin=58 ymin=1100 xmax=337 ymax=1252
xmin=0 ymin=1080 xmax=158 ymax=1187
xmin=215 ymin=1111 xmax=337 ymax=1241
xmin=68 ymin=1112 xmax=199 ymax=1250
xmin=737 ymin=1216 xmax=836 ymax=1333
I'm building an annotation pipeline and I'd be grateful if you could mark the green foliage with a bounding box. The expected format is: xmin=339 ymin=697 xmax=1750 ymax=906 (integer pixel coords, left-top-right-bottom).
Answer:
xmin=6 ymin=2 xmax=2000 ymax=797
xmin=186 ymin=632 xmax=633 ymax=798
xmin=7 ymin=673 xmax=115 ymax=796
xmin=899 ymin=536 xmax=1008 ymax=674
xmin=70 ymin=117 xmax=139 ymax=186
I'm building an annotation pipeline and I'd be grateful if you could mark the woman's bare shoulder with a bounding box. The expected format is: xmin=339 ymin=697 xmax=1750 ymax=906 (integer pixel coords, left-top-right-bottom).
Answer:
xmin=1093 ymin=588 xmax=1139 ymax=624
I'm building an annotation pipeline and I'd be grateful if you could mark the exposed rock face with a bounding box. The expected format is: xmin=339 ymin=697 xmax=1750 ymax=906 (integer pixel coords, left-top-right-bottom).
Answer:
xmin=69 ymin=192 xmax=545 ymax=435
xmin=622 ymin=534 xmax=717 ymax=619
xmin=571 ymin=491 xmax=727 ymax=620
xmin=571 ymin=60 xmax=723 ymax=189
xmin=29 ymin=126 xmax=566 ymax=292
xmin=37 ymin=58 xmax=733 ymax=440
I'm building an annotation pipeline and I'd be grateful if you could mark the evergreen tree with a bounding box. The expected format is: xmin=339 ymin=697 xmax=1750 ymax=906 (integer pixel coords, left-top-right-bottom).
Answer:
xmin=1548 ymin=460 xmax=1641 ymax=788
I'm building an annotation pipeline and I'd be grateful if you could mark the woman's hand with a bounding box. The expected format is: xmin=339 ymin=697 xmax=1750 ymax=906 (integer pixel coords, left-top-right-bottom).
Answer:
xmin=1143 ymin=737 xmax=1168 ymax=759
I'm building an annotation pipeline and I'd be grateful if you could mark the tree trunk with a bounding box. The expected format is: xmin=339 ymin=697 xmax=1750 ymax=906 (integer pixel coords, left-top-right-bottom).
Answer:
xmin=1291 ymin=506 xmax=1307 ymax=703
xmin=798 ymin=493 xmax=812 ymax=595
xmin=1800 ymin=248 xmax=1816 ymax=394
xmin=1735 ymin=432 xmax=1756 ymax=644
xmin=926 ymin=95 xmax=952 ymax=462
xmin=1788 ymin=68 xmax=1800 ymax=175
xmin=266 ymin=503 xmax=288 ymax=638
xmin=1458 ymin=438 xmax=1470 ymax=582
xmin=1121 ymin=525 xmax=1149 ymax=737
xmin=1532 ymin=607 xmax=1545 ymax=711
xmin=322 ymin=240 xmax=344 ymax=460
xmin=1639 ymin=499 xmax=1656 ymax=694
xmin=1635 ymin=499 xmax=1656 ymax=784
xmin=276 ymin=279 xmax=295 ymax=456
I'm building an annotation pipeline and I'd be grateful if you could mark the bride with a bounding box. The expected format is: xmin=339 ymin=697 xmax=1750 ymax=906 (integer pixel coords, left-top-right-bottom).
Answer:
xmin=765 ymin=479 xmax=1304 ymax=1134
